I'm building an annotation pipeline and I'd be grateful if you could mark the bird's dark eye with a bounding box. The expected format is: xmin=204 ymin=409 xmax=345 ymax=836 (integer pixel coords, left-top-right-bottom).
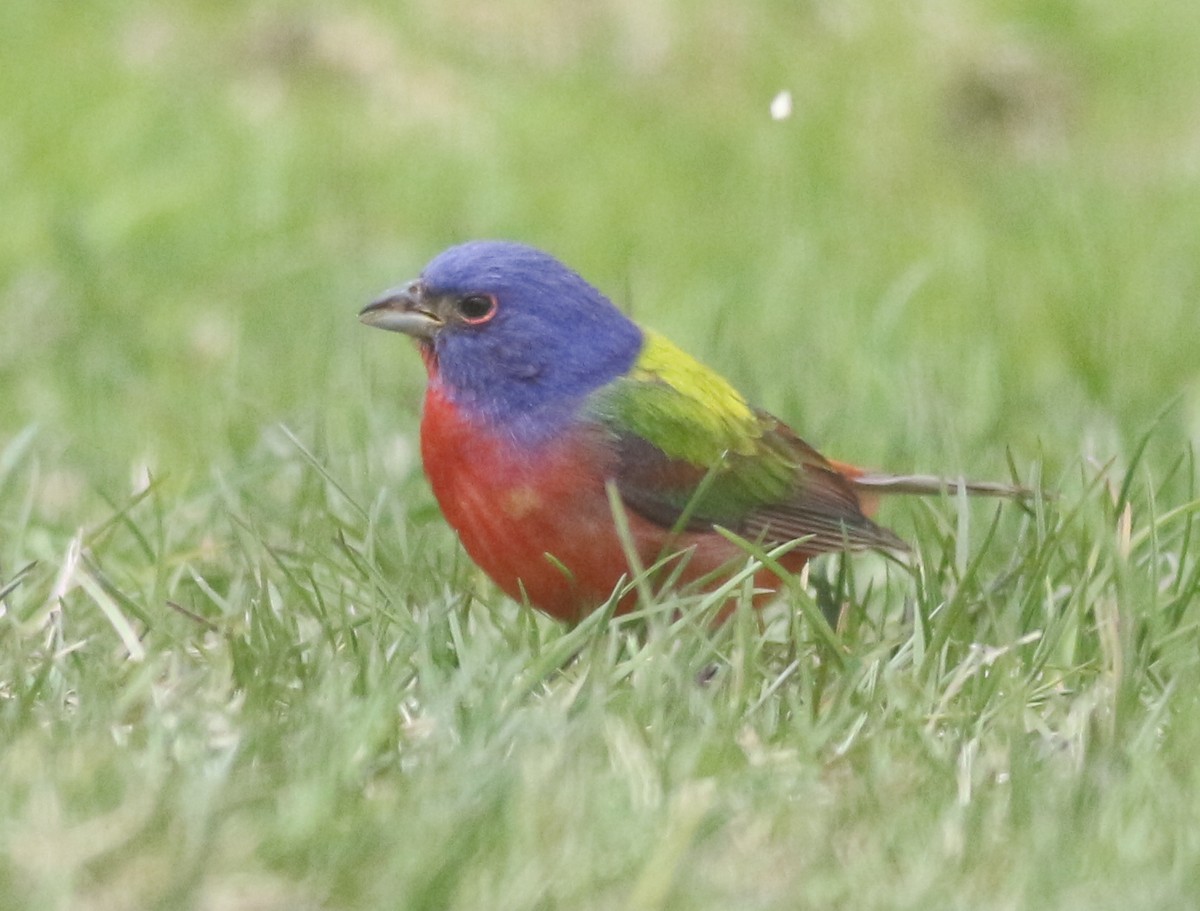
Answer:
xmin=456 ymin=294 xmax=497 ymax=324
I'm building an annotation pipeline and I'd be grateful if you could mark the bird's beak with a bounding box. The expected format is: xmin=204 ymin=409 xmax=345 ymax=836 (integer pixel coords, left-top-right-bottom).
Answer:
xmin=359 ymin=281 xmax=443 ymax=339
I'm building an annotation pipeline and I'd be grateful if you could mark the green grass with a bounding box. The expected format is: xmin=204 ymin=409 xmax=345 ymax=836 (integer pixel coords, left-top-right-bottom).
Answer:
xmin=4 ymin=0 xmax=1200 ymax=908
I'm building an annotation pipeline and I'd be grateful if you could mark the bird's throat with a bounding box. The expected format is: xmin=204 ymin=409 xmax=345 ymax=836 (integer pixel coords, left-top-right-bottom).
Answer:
xmin=417 ymin=340 xmax=439 ymax=377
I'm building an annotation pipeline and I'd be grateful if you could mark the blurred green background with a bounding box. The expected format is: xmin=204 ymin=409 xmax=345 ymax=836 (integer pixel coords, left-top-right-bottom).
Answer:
xmin=6 ymin=0 xmax=1200 ymax=501
xmin=5 ymin=1 xmax=1200 ymax=908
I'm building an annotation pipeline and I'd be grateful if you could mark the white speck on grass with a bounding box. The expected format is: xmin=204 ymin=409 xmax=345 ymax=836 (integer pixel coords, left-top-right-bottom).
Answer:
xmin=131 ymin=458 xmax=153 ymax=496
xmin=770 ymin=90 xmax=793 ymax=120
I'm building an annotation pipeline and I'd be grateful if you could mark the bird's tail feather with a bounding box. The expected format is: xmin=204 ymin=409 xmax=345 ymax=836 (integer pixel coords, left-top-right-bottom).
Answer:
xmin=825 ymin=459 xmax=1034 ymax=520
xmin=846 ymin=472 xmax=1032 ymax=500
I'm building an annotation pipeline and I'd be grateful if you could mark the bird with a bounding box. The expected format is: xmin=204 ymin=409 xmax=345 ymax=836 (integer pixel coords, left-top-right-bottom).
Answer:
xmin=360 ymin=240 xmax=1025 ymax=623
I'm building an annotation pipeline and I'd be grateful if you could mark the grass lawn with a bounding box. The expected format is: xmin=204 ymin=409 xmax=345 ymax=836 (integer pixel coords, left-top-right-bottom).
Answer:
xmin=3 ymin=0 xmax=1200 ymax=908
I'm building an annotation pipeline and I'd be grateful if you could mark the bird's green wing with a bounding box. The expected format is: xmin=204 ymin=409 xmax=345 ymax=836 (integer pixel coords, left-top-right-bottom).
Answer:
xmin=584 ymin=330 xmax=904 ymax=553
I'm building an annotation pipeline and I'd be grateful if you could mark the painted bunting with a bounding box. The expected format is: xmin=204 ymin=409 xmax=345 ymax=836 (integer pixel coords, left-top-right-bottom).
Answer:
xmin=361 ymin=241 xmax=1022 ymax=622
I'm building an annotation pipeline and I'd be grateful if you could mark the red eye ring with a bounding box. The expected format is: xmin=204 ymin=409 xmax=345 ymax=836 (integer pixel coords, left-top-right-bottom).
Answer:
xmin=457 ymin=293 xmax=497 ymax=324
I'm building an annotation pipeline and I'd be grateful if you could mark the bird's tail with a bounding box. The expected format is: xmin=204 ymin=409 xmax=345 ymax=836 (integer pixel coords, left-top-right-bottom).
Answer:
xmin=827 ymin=460 xmax=1034 ymax=518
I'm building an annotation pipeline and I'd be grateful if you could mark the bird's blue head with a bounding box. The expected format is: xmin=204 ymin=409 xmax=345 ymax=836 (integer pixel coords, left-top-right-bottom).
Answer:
xmin=361 ymin=241 xmax=643 ymax=439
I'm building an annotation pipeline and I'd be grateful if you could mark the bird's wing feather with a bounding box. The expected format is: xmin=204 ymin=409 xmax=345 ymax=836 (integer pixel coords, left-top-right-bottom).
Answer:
xmin=583 ymin=331 xmax=906 ymax=553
